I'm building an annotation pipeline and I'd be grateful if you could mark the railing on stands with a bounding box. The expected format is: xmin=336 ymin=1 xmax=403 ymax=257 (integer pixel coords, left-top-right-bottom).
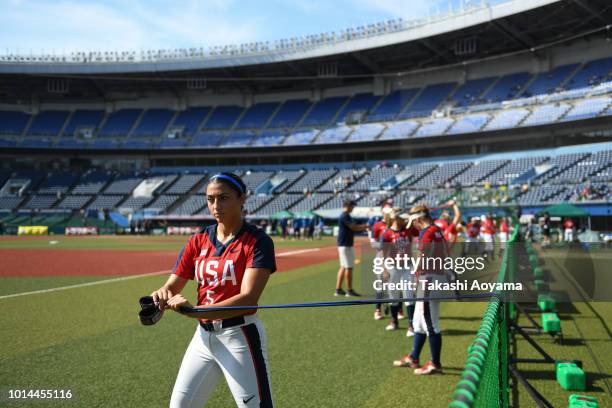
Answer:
xmin=0 ymin=1 xmax=507 ymax=65
xmin=448 ymin=226 xmax=520 ymax=408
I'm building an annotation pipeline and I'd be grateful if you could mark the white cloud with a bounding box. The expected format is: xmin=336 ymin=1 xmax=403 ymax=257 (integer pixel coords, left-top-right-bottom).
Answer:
xmin=0 ymin=0 xmax=439 ymax=54
xmin=0 ymin=0 xmax=263 ymax=53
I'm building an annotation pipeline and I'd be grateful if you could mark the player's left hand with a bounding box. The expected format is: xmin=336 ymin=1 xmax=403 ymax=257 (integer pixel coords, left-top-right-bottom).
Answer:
xmin=167 ymin=294 xmax=193 ymax=311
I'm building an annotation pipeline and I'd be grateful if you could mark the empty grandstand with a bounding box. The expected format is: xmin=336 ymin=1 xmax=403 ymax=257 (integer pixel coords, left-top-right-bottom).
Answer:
xmin=0 ymin=0 xmax=610 ymax=234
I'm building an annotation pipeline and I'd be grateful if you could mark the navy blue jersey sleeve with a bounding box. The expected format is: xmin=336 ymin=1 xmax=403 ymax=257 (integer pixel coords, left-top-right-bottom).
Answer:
xmin=247 ymin=234 xmax=277 ymax=273
xmin=340 ymin=212 xmax=352 ymax=227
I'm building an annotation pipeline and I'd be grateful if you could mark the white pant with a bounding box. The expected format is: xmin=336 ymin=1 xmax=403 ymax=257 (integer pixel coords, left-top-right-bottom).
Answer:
xmin=170 ymin=316 xmax=273 ymax=407
xmin=370 ymin=239 xmax=382 ymax=251
xmin=482 ymin=233 xmax=494 ymax=252
xmin=338 ymin=246 xmax=355 ymax=268
xmin=388 ymin=268 xmax=415 ymax=305
xmin=564 ymin=229 xmax=573 ymax=242
xmin=413 ymin=274 xmax=448 ymax=335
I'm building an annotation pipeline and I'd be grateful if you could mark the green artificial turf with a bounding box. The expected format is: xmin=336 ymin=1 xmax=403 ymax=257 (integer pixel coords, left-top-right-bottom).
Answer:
xmin=2 ymin=237 xmax=608 ymax=407
xmin=0 ymin=256 xmax=488 ymax=407
xmin=0 ymin=235 xmax=336 ymax=251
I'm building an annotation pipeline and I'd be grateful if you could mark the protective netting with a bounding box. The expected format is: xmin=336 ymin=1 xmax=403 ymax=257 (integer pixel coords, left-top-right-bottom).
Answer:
xmin=448 ymin=227 xmax=518 ymax=408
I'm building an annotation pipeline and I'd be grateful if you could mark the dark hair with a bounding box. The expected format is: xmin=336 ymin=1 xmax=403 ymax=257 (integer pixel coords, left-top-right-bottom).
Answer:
xmin=207 ymin=172 xmax=246 ymax=196
xmin=343 ymin=199 xmax=357 ymax=207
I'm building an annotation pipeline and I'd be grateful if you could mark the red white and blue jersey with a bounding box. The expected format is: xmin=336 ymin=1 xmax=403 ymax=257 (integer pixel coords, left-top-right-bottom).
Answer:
xmin=372 ymin=221 xmax=387 ymax=241
xmin=435 ymin=218 xmax=458 ymax=243
xmin=173 ymin=222 xmax=276 ymax=322
xmin=434 ymin=219 xmax=449 ymax=231
xmin=466 ymin=222 xmax=480 ymax=238
xmin=417 ymin=224 xmax=448 ymax=276
xmin=380 ymin=226 xmax=417 ymax=258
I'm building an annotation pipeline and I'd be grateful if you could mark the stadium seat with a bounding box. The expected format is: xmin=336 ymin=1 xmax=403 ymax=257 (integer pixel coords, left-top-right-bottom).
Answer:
xmin=0 ymin=111 xmax=31 ymax=135
xmin=414 ymin=118 xmax=454 ymax=137
xmin=368 ymin=89 xmax=419 ymax=122
xmin=203 ymin=106 xmax=244 ymax=129
xmin=399 ymin=83 xmax=455 ymax=119
xmin=481 ymin=72 xmax=531 ymax=103
xmin=28 ymin=111 xmax=69 ymax=136
xmin=131 ymin=109 xmax=175 ymax=137
xmin=62 ymin=110 xmax=105 ymax=137
xmin=336 ymin=93 xmax=380 ymax=122
xmin=266 ymin=99 xmax=312 ymax=128
xmin=301 ymin=96 xmax=348 ymax=126
xmin=171 ymin=107 xmax=211 ymax=136
xmin=251 ymin=130 xmax=286 ymax=146
xmin=523 ymin=64 xmax=579 ymax=96
xmin=98 ymin=109 xmax=142 ymax=137
xmin=235 ymin=102 xmax=280 ymax=129
xmin=450 ymin=77 xmax=495 ymax=106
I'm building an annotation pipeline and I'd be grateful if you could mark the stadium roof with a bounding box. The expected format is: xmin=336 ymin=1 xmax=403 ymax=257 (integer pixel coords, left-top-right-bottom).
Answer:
xmin=0 ymin=0 xmax=562 ymax=73
xmin=0 ymin=0 xmax=610 ymax=100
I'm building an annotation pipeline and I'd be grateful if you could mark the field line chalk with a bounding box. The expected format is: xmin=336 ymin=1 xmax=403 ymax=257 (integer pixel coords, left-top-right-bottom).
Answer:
xmin=0 ymin=269 xmax=171 ymax=300
xmin=0 ymin=247 xmax=323 ymax=300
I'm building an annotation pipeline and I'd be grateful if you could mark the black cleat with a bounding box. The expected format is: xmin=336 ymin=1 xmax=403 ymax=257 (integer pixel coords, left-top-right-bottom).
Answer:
xmin=345 ymin=289 xmax=361 ymax=297
xmin=334 ymin=288 xmax=347 ymax=297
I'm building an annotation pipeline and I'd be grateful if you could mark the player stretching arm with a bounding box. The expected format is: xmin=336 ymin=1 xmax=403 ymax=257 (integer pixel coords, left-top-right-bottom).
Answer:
xmin=152 ymin=172 xmax=276 ymax=408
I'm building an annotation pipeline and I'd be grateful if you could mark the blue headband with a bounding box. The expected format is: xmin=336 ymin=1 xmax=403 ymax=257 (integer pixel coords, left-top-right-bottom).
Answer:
xmin=210 ymin=174 xmax=244 ymax=194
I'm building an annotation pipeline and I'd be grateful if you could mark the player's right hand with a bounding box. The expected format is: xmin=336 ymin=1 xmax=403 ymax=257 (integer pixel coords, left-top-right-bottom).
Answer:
xmin=151 ymin=287 xmax=174 ymax=310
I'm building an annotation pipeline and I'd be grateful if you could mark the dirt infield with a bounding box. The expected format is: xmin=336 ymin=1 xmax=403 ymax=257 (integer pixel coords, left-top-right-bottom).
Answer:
xmin=0 ymin=246 xmax=341 ymax=277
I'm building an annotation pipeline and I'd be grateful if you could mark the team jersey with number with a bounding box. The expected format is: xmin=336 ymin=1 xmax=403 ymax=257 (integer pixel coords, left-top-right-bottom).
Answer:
xmin=172 ymin=222 xmax=276 ymax=323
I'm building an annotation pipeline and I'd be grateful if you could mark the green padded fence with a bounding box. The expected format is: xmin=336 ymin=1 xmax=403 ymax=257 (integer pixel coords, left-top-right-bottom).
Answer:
xmin=449 ymin=226 xmax=520 ymax=408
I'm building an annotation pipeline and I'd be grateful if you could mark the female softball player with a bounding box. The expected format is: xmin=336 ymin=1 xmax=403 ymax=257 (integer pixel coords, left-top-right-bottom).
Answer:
xmin=393 ymin=204 xmax=447 ymax=375
xmin=498 ymin=216 xmax=511 ymax=257
xmin=152 ymin=172 xmax=276 ymax=408
xmin=481 ymin=214 xmax=496 ymax=261
xmin=380 ymin=208 xmax=417 ymax=335
xmin=434 ymin=200 xmax=463 ymax=297
xmin=434 ymin=199 xmax=462 ymax=248
xmin=462 ymin=217 xmax=482 ymax=258
xmin=371 ymin=206 xmax=392 ymax=320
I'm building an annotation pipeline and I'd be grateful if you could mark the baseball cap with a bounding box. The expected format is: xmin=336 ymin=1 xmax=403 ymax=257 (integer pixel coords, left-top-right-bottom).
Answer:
xmin=343 ymin=199 xmax=357 ymax=207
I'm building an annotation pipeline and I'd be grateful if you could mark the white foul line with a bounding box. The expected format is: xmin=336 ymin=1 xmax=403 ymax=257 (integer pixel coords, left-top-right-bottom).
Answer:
xmin=0 ymin=247 xmax=323 ymax=300
xmin=0 ymin=269 xmax=171 ymax=300
xmin=276 ymin=248 xmax=320 ymax=257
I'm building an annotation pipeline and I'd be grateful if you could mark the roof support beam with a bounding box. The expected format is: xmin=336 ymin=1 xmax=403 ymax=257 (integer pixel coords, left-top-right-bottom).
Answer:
xmin=492 ymin=19 xmax=536 ymax=49
xmin=350 ymin=52 xmax=382 ymax=73
xmin=571 ymin=0 xmax=609 ymax=25
xmin=419 ymin=38 xmax=452 ymax=64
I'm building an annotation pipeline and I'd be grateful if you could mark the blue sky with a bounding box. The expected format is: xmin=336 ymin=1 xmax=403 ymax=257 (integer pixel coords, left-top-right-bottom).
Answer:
xmin=0 ymin=0 xmax=508 ymax=53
